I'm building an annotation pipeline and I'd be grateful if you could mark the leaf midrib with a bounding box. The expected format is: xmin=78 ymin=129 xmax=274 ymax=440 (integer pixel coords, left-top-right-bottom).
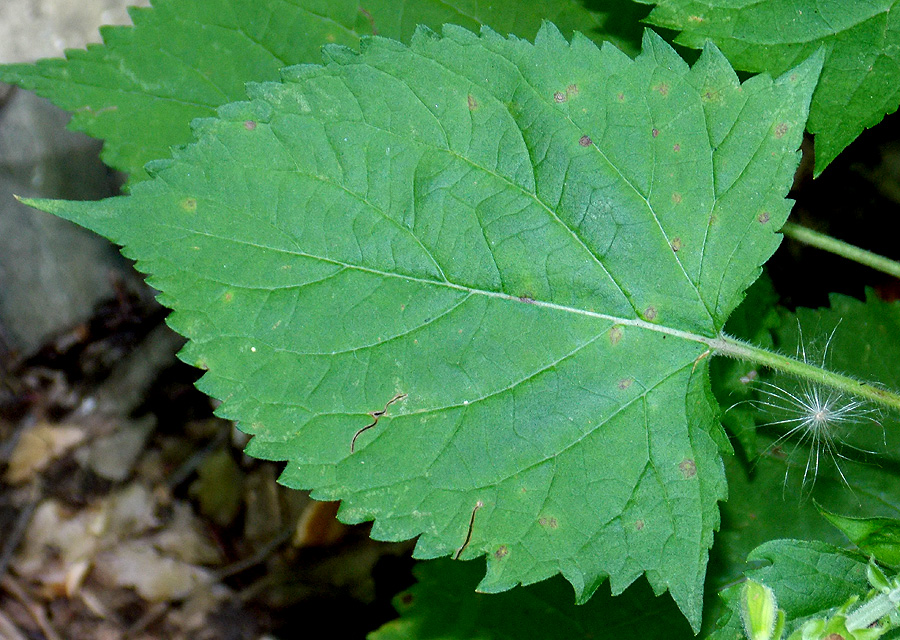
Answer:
xmin=264 ymin=64 xmax=716 ymax=329
xmin=378 ymin=40 xmax=718 ymax=326
xmin=162 ymin=222 xmax=723 ymax=350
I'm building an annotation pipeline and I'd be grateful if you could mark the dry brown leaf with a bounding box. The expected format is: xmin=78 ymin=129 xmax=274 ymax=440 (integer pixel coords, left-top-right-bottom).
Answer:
xmin=92 ymin=542 xmax=214 ymax=601
xmin=5 ymin=424 xmax=84 ymax=483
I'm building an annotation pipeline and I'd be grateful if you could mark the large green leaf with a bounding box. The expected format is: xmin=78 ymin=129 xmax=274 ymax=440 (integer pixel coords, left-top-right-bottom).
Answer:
xmin=370 ymin=558 xmax=694 ymax=640
xmin=25 ymin=26 xmax=821 ymax=629
xmin=0 ymin=0 xmax=626 ymax=181
xmin=634 ymin=0 xmax=900 ymax=175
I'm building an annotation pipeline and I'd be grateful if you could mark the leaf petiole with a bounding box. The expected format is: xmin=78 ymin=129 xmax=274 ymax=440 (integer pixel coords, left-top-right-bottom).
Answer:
xmin=781 ymin=222 xmax=900 ymax=281
xmin=711 ymin=334 xmax=900 ymax=416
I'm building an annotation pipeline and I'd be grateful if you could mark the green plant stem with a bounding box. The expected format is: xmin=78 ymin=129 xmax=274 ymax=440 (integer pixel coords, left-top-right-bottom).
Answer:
xmin=781 ymin=222 xmax=900 ymax=280
xmin=711 ymin=334 xmax=900 ymax=415
xmin=846 ymin=586 xmax=900 ymax=631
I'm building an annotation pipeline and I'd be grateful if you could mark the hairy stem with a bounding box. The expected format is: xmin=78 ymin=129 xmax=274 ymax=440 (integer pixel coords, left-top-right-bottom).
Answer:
xmin=846 ymin=586 xmax=900 ymax=631
xmin=781 ymin=221 xmax=900 ymax=280
xmin=711 ymin=334 xmax=900 ymax=415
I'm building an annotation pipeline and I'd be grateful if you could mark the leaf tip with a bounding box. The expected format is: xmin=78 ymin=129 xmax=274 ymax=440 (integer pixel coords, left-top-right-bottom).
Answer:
xmin=14 ymin=195 xmax=58 ymax=213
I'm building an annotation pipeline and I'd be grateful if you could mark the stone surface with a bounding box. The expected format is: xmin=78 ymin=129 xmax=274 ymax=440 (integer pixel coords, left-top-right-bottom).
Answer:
xmin=0 ymin=89 xmax=129 ymax=358
xmin=0 ymin=0 xmax=150 ymax=64
xmin=0 ymin=1 xmax=148 ymax=359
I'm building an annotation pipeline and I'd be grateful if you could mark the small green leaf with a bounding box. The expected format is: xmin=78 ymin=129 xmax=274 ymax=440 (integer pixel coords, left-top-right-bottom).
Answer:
xmin=635 ymin=0 xmax=900 ymax=175
xmin=0 ymin=0 xmax=626 ymax=181
xmin=867 ymin=558 xmax=892 ymax=592
xmin=22 ymin=26 xmax=822 ymax=630
xmin=369 ymin=558 xmax=695 ymax=640
xmin=820 ymin=507 xmax=900 ymax=568
xmin=710 ymin=540 xmax=869 ymax=640
xmin=741 ymin=579 xmax=782 ymax=640
xmin=748 ymin=540 xmax=869 ymax=620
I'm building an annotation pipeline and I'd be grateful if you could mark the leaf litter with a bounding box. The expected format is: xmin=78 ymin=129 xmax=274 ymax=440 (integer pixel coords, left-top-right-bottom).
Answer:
xmin=0 ymin=296 xmax=414 ymax=639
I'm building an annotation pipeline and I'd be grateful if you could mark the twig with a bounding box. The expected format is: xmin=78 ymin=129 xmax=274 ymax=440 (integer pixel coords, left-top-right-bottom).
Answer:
xmin=0 ymin=609 xmax=30 ymax=640
xmin=0 ymin=575 xmax=62 ymax=640
xmin=124 ymin=602 xmax=168 ymax=639
xmin=166 ymin=427 xmax=228 ymax=488
xmin=213 ymin=526 xmax=293 ymax=582
xmin=0 ymin=482 xmax=40 ymax=581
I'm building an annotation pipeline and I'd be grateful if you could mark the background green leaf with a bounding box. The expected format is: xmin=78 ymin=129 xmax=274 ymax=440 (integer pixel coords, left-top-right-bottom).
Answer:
xmin=706 ymin=290 xmax=900 ymax=637
xmin=713 ymin=291 xmax=900 ymax=577
xmin=24 ymin=26 xmax=820 ymax=629
xmin=819 ymin=507 xmax=900 ymax=568
xmin=634 ymin=0 xmax=900 ymax=175
xmin=370 ymin=558 xmax=695 ymax=640
xmin=769 ymin=290 xmax=900 ymax=463
xmin=0 ymin=0 xmax=632 ymax=181
xmin=709 ymin=540 xmax=869 ymax=639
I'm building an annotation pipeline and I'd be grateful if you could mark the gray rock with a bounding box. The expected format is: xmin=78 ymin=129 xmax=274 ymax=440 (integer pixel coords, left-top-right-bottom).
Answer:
xmin=0 ymin=0 xmax=150 ymax=359
xmin=0 ymin=0 xmax=150 ymax=64
xmin=0 ymin=88 xmax=129 ymax=358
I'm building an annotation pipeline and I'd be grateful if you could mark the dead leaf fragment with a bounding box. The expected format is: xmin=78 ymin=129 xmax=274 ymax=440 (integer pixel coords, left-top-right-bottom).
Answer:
xmin=5 ymin=424 xmax=84 ymax=483
xmin=93 ymin=542 xmax=215 ymax=601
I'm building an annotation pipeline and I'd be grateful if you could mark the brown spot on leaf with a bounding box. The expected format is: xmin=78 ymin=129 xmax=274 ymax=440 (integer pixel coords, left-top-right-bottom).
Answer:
xmin=609 ymin=326 xmax=623 ymax=345
xmin=652 ymin=128 xmax=659 ymax=138
xmin=579 ymin=135 xmax=592 ymax=147
xmin=539 ymin=517 xmax=558 ymax=529
xmin=617 ymin=378 xmax=633 ymax=390
xmin=359 ymin=7 xmax=378 ymax=34
xmin=774 ymin=122 xmax=789 ymax=138
xmin=180 ymin=197 xmax=197 ymax=213
xmin=655 ymin=83 xmax=669 ymax=96
xmin=679 ymin=458 xmax=697 ymax=478
xmin=467 ymin=94 xmax=478 ymax=111
xmin=671 ymin=237 xmax=682 ymax=252
xmin=671 ymin=193 xmax=682 ymax=204
xmin=567 ymin=84 xmax=578 ymax=96
xmin=825 ymin=634 xmax=845 ymax=640
xmin=617 ymin=92 xmax=625 ymax=102
xmin=400 ymin=593 xmax=414 ymax=606
xmin=673 ymin=143 xmax=681 ymax=152
xmin=635 ymin=520 xmax=644 ymax=531
xmin=223 ymin=291 xmax=234 ymax=303
xmin=644 ymin=306 xmax=658 ymax=321
xmin=495 ymin=545 xmax=509 ymax=559
xmin=244 ymin=120 xmax=257 ymax=131
xmin=758 ymin=211 xmax=770 ymax=224
xmin=554 ymin=91 xmax=567 ymax=103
